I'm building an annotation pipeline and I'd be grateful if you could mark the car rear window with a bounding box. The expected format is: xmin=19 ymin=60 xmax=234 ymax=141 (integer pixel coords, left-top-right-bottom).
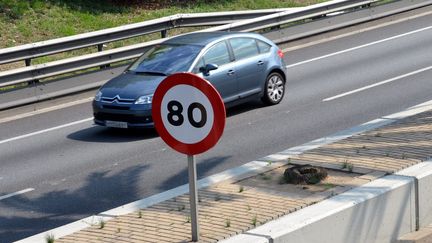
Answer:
xmin=230 ymin=38 xmax=259 ymax=60
xmin=128 ymin=44 xmax=202 ymax=74
xmin=257 ymin=40 xmax=272 ymax=53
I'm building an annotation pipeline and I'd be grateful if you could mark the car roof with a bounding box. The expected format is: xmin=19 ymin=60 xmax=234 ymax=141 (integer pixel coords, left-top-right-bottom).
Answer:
xmin=164 ymin=31 xmax=263 ymax=46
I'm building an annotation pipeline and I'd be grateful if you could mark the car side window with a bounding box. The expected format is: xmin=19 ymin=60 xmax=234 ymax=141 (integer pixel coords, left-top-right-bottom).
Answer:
xmin=257 ymin=40 xmax=271 ymax=53
xmin=192 ymin=58 xmax=205 ymax=73
xmin=202 ymin=41 xmax=231 ymax=66
xmin=230 ymin=38 xmax=259 ymax=60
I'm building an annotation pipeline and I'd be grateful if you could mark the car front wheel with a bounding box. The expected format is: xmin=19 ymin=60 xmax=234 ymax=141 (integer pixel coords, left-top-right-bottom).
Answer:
xmin=262 ymin=72 xmax=285 ymax=105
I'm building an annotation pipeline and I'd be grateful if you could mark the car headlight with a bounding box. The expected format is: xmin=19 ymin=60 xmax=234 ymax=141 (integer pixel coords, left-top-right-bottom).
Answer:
xmin=135 ymin=94 xmax=153 ymax=104
xmin=94 ymin=90 xmax=102 ymax=101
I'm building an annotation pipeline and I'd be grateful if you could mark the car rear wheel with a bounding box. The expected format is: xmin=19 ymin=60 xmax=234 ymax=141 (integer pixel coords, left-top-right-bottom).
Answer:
xmin=262 ymin=72 xmax=285 ymax=105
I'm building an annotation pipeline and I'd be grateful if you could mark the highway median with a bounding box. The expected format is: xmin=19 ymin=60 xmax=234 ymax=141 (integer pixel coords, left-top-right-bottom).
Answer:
xmin=17 ymin=99 xmax=432 ymax=243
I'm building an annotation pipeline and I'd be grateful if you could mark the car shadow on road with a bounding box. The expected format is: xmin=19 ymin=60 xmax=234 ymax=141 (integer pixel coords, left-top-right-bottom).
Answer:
xmin=158 ymin=155 xmax=232 ymax=191
xmin=67 ymin=125 xmax=159 ymax=143
xmin=226 ymin=100 xmax=267 ymax=117
xmin=0 ymin=164 xmax=150 ymax=242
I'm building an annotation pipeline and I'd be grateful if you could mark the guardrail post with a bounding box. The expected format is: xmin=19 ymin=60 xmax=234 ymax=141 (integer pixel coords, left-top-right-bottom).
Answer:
xmin=97 ymin=44 xmax=110 ymax=69
xmin=161 ymin=30 xmax=168 ymax=38
xmin=270 ymin=25 xmax=281 ymax=30
xmin=27 ymin=79 xmax=40 ymax=86
xmin=97 ymin=44 xmax=103 ymax=52
xmin=24 ymin=58 xmax=40 ymax=85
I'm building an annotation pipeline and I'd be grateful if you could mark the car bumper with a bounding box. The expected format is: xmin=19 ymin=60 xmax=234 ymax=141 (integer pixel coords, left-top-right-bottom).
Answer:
xmin=93 ymin=101 xmax=154 ymax=128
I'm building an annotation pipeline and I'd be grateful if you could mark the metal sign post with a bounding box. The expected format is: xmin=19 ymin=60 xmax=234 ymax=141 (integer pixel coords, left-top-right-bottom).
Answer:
xmin=188 ymin=155 xmax=200 ymax=241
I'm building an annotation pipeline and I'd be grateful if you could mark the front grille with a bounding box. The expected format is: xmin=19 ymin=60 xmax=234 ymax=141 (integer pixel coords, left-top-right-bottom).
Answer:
xmin=95 ymin=112 xmax=152 ymax=124
xmin=101 ymin=95 xmax=135 ymax=104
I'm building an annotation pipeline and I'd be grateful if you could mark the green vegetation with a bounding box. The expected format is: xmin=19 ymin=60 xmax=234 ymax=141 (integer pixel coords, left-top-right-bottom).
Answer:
xmin=251 ymin=214 xmax=257 ymax=226
xmin=177 ymin=204 xmax=186 ymax=211
xmin=247 ymin=204 xmax=251 ymax=211
xmin=0 ymin=0 xmax=326 ymax=77
xmin=260 ymin=173 xmax=272 ymax=181
xmin=98 ymin=218 xmax=105 ymax=229
xmin=341 ymin=160 xmax=353 ymax=172
xmin=238 ymin=185 xmax=244 ymax=193
xmin=45 ymin=233 xmax=55 ymax=243
xmin=225 ymin=219 xmax=231 ymax=228
xmin=0 ymin=0 xmax=325 ymax=48
xmin=323 ymin=183 xmax=335 ymax=190
xmin=347 ymin=163 xmax=353 ymax=172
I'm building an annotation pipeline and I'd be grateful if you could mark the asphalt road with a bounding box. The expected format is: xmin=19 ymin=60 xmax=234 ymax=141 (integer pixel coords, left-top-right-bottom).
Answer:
xmin=1 ymin=12 xmax=432 ymax=242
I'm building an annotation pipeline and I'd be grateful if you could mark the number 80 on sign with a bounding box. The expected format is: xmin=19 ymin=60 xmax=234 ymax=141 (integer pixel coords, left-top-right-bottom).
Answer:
xmin=152 ymin=73 xmax=226 ymax=155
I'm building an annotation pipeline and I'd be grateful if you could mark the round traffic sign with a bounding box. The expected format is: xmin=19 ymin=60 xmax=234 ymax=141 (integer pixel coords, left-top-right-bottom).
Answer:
xmin=152 ymin=72 xmax=226 ymax=155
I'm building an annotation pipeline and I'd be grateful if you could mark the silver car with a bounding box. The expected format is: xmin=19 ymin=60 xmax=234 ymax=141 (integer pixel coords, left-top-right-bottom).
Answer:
xmin=93 ymin=31 xmax=287 ymax=128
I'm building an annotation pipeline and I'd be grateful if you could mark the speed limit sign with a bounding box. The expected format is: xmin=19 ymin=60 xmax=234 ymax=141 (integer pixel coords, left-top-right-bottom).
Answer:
xmin=152 ymin=72 xmax=226 ymax=155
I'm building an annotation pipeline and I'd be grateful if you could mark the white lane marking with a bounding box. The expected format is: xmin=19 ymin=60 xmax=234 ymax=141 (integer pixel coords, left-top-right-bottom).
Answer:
xmin=0 ymin=118 xmax=93 ymax=145
xmin=0 ymin=188 xmax=35 ymax=201
xmin=323 ymin=65 xmax=432 ymax=102
xmin=282 ymin=11 xmax=432 ymax=52
xmin=285 ymin=25 xmax=432 ymax=69
xmin=0 ymin=97 xmax=94 ymax=124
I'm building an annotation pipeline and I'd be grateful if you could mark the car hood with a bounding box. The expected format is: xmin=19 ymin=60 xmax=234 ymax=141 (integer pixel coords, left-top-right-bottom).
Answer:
xmin=99 ymin=72 xmax=166 ymax=99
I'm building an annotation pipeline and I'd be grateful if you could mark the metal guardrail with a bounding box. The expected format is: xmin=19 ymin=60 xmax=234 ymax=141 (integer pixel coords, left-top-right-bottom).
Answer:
xmin=0 ymin=9 xmax=292 ymax=66
xmin=262 ymin=0 xmax=432 ymax=44
xmin=0 ymin=0 xmax=431 ymax=103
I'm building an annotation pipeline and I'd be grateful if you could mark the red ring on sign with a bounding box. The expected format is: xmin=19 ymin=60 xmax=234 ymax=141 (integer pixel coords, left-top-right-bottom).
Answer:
xmin=152 ymin=72 xmax=226 ymax=155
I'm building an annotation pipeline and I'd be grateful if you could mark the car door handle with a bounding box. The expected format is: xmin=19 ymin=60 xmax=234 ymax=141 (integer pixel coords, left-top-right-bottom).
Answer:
xmin=227 ymin=70 xmax=235 ymax=76
xmin=257 ymin=61 xmax=264 ymax=66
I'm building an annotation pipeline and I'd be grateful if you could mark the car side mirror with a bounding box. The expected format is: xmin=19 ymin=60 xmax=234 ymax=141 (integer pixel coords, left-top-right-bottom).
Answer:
xmin=199 ymin=63 xmax=218 ymax=76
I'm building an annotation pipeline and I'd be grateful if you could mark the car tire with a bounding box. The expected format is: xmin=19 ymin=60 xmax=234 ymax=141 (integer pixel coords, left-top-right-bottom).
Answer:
xmin=261 ymin=72 xmax=285 ymax=105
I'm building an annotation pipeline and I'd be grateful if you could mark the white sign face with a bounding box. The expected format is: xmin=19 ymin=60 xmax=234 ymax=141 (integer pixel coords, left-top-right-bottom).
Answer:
xmin=153 ymin=72 xmax=225 ymax=155
xmin=160 ymin=84 xmax=214 ymax=144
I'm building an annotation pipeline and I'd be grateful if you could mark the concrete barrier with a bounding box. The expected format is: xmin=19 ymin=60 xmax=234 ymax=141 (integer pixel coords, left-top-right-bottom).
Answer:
xmin=222 ymin=174 xmax=416 ymax=243
xmin=397 ymin=161 xmax=432 ymax=228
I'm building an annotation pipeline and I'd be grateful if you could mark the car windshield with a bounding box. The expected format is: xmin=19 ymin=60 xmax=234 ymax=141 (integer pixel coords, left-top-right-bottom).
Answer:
xmin=128 ymin=44 xmax=202 ymax=75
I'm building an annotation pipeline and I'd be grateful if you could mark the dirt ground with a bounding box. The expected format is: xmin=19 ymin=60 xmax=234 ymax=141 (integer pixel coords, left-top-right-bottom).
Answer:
xmin=237 ymin=164 xmax=362 ymax=198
